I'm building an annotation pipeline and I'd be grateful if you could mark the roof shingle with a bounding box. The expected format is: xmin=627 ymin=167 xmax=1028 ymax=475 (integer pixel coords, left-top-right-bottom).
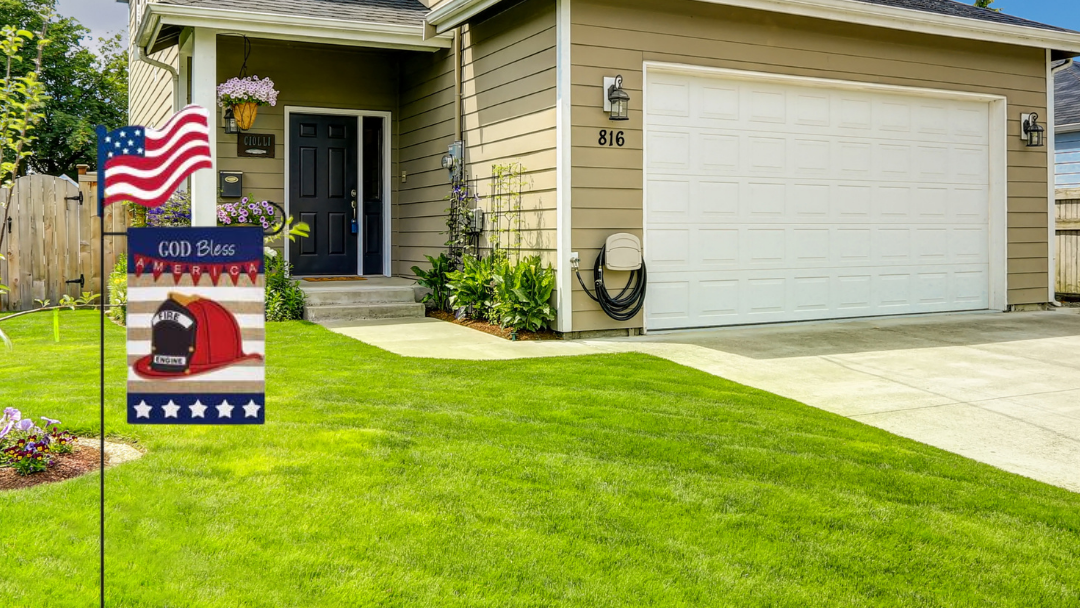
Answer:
xmin=154 ymin=0 xmax=1073 ymax=35
xmin=1056 ymin=62 xmax=1080 ymax=128
xmin=850 ymin=0 xmax=1071 ymax=33
xmin=157 ymin=0 xmax=430 ymax=27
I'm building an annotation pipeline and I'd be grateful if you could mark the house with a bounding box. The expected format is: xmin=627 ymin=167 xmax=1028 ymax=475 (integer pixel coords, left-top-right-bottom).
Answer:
xmin=1055 ymin=59 xmax=1080 ymax=188
xmin=127 ymin=0 xmax=1080 ymax=336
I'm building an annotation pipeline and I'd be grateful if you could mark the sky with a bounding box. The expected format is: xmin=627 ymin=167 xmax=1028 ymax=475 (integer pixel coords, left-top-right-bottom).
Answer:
xmin=55 ymin=0 xmax=128 ymax=52
xmin=47 ymin=0 xmax=1080 ymax=56
xmin=993 ymin=0 xmax=1080 ymax=31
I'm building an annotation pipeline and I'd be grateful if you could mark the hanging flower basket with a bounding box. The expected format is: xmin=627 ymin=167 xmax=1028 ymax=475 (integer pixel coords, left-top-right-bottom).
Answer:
xmin=217 ymin=75 xmax=279 ymax=131
xmin=232 ymin=102 xmax=259 ymax=130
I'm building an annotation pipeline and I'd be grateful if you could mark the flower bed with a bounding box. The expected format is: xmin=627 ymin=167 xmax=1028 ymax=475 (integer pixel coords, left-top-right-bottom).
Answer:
xmin=426 ymin=309 xmax=559 ymax=341
xmin=0 ymin=408 xmax=80 ymax=487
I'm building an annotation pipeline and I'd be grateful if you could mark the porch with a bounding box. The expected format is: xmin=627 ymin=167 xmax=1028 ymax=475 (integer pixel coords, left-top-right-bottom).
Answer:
xmin=133 ymin=0 xmax=457 ymax=279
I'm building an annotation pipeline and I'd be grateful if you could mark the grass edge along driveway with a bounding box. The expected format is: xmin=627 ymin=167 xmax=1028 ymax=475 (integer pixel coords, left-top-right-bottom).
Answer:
xmin=0 ymin=311 xmax=1078 ymax=607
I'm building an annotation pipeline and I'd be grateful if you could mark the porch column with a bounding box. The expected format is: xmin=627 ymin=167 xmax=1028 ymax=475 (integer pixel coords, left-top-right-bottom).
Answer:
xmin=190 ymin=28 xmax=218 ymax=227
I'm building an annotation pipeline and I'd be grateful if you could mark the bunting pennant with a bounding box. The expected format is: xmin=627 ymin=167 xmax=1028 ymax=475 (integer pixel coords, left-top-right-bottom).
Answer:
xmin=131 ymin=254 xmax=262 ymax=286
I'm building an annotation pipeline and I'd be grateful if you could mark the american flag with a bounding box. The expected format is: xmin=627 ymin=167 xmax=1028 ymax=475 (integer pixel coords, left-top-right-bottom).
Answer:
xmin=102 ymin=105 xmax=213 ymax=208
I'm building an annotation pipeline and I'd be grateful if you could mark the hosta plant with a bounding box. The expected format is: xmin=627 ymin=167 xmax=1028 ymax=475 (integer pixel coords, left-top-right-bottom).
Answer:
xmin=447 ymin=254 xmax=497 ymax=320
xmin=412 ymin=253 xmax=453 ymax=312
xmin=492 ymin=255 xmax=556 ymax=332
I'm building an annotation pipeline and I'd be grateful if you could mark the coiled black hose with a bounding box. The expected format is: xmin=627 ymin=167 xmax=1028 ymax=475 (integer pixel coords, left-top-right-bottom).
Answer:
xmin=575 ymin=245 xmax=647 ymax=322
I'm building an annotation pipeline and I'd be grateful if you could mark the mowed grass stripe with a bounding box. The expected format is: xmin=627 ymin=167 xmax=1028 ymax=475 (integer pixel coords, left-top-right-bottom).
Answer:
xmin=0 ymin=311 xmax=1077 ymax=607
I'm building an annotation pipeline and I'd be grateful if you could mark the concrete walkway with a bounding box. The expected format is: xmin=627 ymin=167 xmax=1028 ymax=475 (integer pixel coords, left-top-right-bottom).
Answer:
xmin=327 ymin=310 xmax=1080 ymax=492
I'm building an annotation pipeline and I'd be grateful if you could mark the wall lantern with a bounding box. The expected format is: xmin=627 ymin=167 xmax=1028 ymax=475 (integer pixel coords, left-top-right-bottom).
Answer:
xmin=223 ymin=107 xmax=240 ymax=135
xmin=1021 ymin=112 xmax=1045 ymax=148
xmin=604 ymin=75 xmax=630 ymax=121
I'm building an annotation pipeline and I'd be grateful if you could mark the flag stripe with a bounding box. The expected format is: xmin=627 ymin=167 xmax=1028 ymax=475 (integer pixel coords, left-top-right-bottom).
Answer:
xmin=105 ymin=157 xmax=212 ymax=206
xmin=129 ymin=366 xmax=265 ymax=383
xmin=128 ymin=340 xmax=266 ymax=356
xmin=148 ymin=105 xmax=208 ymax=141
xmin=146 ymin=123 xmax=211 ymax=158
xmin=127 ymin=313 xmax=265 ymax=329
xmin=106 ymin=139 xmax=211 ymax=180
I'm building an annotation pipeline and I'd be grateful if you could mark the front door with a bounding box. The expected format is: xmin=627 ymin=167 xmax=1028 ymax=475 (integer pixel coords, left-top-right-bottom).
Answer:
xmin=289 ymin=113 xmax=358 ymax=276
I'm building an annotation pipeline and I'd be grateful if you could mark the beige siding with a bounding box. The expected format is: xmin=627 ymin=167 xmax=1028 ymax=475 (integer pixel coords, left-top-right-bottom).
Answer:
xmin=215 ymin=38 xmax=403 ymax=267
xmin=570 ymin=0 xmax=1051 ymax=332
xmin=461 ymin=0 xmax=557 ymax=264
xmin=399 ymin=47 xmax=457 ymax=273
xmin=127 ymin=0 xmax=176 ymax=127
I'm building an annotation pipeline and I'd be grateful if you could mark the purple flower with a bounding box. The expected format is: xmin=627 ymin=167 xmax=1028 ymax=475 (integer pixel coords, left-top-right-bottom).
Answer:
xmin=216 ymin=75 xmax=279 ymax=108
xmin=0 ymin=421 xmax=12 ymax=439
xmin=16 ymin=419 xmax=33 ymax=432
xmin=41 ymin=417 xmax=60 ymax=428
xmin=3 ymin=407 xmax=20 ymax=422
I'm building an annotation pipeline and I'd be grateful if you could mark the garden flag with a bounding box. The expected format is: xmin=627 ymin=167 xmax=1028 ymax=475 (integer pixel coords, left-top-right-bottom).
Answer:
xmin=99 ymin=105 xmax=213 ymax=210
xmin=127 ymin=227 xmax=265 ymax=425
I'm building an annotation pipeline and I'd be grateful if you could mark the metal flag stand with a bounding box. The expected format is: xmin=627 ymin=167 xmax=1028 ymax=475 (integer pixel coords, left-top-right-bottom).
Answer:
xmin=93 ymin=118 xmax=281 ymax=606
xmin=95 ymin=124 xmax=125 ymax=608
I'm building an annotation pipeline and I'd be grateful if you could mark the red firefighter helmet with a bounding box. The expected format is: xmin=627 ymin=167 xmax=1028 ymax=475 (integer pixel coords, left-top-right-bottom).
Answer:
xmin=133 ymin=293 xmax=263 ymax=378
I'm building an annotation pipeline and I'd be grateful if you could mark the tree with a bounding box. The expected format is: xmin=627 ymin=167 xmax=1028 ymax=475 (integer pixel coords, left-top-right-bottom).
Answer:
xmin=0 ymin=0 xmax=127 ymax=179
xmin=974 ymin=0 xmax=1001 ymax=12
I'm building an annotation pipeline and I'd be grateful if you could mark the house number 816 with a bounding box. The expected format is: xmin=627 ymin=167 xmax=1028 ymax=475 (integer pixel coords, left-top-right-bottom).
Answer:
xmin=598 ymin=130 xmax=625 ymax=147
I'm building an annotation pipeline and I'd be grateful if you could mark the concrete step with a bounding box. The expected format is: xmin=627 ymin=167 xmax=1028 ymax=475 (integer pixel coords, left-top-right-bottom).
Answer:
xmin=302 ymin=286 xmax=417 ymax=306
xmin=305 ymin=302 xmax=425 ymax=323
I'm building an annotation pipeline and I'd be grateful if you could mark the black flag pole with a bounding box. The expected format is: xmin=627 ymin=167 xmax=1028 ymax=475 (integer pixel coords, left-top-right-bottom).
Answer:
xmin=95 ymin=124 xmax=106 ymax=608
xmin=96 ymin=125 xmax=130 ymax=608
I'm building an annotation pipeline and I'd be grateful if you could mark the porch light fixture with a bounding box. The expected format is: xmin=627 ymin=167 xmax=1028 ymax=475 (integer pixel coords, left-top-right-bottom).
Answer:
xmin=223 ymin=107 xmax=240 ymax=135
xmin=1021 ymin=112 xmax=1045 ymax=148
xmin=605 ymin=75 xmax=629 ymax=121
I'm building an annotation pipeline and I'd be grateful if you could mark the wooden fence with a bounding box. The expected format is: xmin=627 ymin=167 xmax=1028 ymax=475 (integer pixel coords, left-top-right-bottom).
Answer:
xmin=1057 ymin=191 xmax=1080 ymax=299
xmin=0 ymin=171 xmax=130 ymax=311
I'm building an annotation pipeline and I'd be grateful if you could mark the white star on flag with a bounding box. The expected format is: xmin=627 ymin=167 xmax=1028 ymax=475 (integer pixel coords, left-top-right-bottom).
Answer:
xmin=133 ymin=400 xmax=153 ymax=418
xmin=189 ymin=400 xmax=207 ymax=418
xmin=242 ymin=400 xmax=261 ymax=418
xmin=162 ymin=400 xmax=181 ymax=418
xmin=216 ymin=400 xmax=234 ymax=418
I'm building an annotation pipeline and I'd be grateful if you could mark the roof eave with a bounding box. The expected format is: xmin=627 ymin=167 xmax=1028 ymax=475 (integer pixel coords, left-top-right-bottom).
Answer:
xmin=426 ymin=0 xmax=506 ymax=33
xmin=690 ymin=0 xmax=1080 ymax=53
xmin=141 ymin=3 xmax=453 ymax=53
xmin=427 ymin=0 xmax=1080 ymax=53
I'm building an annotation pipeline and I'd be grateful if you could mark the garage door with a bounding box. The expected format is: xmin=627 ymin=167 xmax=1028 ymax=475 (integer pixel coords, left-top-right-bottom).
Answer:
xmin=644 ymin=69 xmax=992 ymax=331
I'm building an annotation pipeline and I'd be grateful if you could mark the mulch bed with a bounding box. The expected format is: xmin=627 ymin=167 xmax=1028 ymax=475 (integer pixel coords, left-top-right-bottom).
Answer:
xmin=0 ymin=446 xmax=100 ymax=492
xmin=427 ymin=309 xmax=560 ymax=341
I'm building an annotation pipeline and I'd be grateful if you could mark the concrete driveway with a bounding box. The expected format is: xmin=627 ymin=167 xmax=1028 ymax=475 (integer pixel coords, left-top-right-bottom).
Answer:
xmin=327 ymin=309 xmax=1080 ymax=492
xmin=598 ymin=309 xmax=1080 ymax=493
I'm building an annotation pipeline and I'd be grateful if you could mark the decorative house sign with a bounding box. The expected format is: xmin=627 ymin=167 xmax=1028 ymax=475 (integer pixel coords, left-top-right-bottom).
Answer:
xmin=237 ymin=133 xmax=276 ymax=158
xmin=126 ymin=226 xmax=266 ymax=425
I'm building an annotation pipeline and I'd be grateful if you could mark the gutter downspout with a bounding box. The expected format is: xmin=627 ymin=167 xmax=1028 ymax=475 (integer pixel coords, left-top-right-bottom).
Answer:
xmin=136 ymin=46 xmax=181 ymax=113
xmin=1049 ymin=57 xmax=1073 ymax=307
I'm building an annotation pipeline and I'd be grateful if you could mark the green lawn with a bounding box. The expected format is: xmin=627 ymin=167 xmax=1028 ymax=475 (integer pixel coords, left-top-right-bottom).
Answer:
xmin=1 ymin=311 xmax=1078 ymax=607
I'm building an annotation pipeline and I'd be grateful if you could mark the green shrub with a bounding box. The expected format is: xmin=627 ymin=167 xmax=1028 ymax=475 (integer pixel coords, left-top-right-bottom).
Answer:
xmin=412 ymin=253 xmax=453 ymax=312
xmin=265 ymin=253 xmax=305 ymax=322
xmin=492 ymin=255 xmax=556 ymax=332
xmin=447 ymin=255 xmax=497 ymax=320
xmin=107 ymin=257 xmax=127 ymax=325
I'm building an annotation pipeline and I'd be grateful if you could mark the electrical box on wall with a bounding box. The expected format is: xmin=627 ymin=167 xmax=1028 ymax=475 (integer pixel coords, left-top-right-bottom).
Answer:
xmin=220 ymin=171 xmax=243 ymax=198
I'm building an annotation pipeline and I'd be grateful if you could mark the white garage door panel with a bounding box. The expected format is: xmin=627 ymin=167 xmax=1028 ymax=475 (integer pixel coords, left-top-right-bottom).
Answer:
xmin=645 ymin=71 xmax=992 ymax=331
